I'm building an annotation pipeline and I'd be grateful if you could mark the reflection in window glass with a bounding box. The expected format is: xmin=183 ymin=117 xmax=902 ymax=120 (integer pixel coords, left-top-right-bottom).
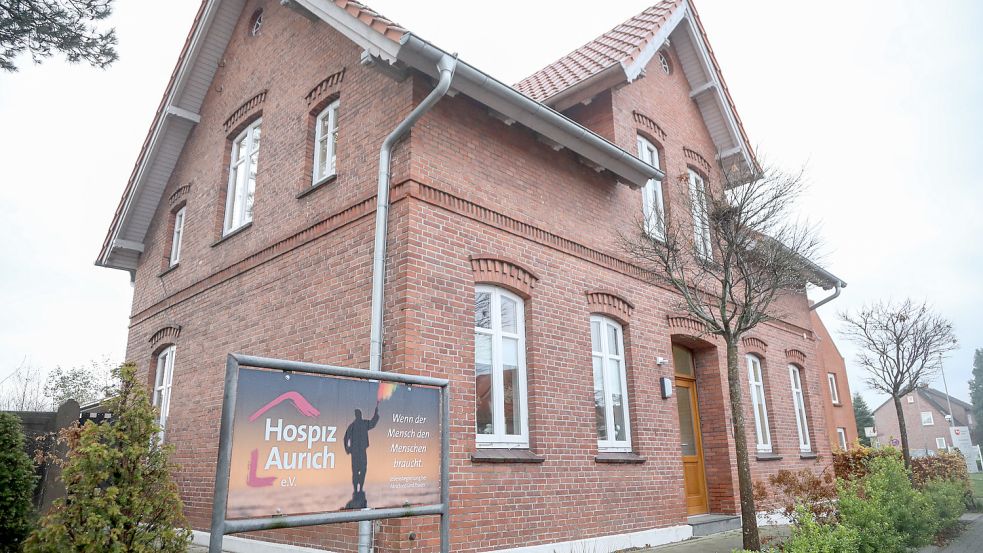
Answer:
xmin=591 ymin=315 xmax=631 ymax=451
xmin=474 ymin=286 xmax=528 ymax=447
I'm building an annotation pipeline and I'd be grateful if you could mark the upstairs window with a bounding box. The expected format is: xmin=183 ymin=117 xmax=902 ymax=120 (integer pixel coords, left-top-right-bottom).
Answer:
xmin=313 ymin=100 xmax=339 ymax=185
xmin=636 ymin=136 xmax=665 ymax=240
xmin=591 ymin=315 xmax=632 ymax=452
xmin=827 ymin=373 xmax=840 ymax=404
xmin=474 ymin=286 xmax=528 ymax=448
xmin=688 ymin=169 xmax=712 ymax=260
xmin=789 ymin=365 xmax=811 ymax=452
xmin=921 ymin=411 xmax=934 ymax=426
xmin=169 ymin=206 xmax=186 ymax=267
xmin=225 ymin=119 xmax=261 ymax=235
xmin=747 ymin=354 xmax=772 ymax=452
xmin=153 ymin=346 xmax=176 ymax=442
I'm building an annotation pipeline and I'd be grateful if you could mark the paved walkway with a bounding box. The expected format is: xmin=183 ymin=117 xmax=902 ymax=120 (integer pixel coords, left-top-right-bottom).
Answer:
xmin=918 ymin=512 xmax=983 ymax=553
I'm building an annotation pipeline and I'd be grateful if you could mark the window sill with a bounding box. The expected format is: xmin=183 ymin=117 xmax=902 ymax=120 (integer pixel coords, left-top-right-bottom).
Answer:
xmin=297 ymin=174 xmax=337 ymax=199
xmin=470 ymin=449 xmax=544 ymax=464
xmin=831 ymin=402 xmax=842 ymax=407
xmin=595 ymin=452 xmax=645 ymax=464
xmin=158 ymin=263 xmax=179 ymax=278
xmin=212 ymin=222 xmax=252 ymax=247
xmin=799 ymin=452 xmax=818 ymax=460
xmin=755 ymin=453 xmax=783 ymax=462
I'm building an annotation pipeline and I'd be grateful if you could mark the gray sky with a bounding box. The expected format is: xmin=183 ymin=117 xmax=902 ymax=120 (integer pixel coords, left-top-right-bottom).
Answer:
xmin=1 ymin=0 xmax=980 ymax=410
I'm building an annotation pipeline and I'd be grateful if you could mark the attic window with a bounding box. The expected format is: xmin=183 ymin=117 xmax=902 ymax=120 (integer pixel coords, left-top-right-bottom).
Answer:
xmin=658 ymin=51 xmax=672 ymax=75
xmin=249 ymin=9 xmax=263 ymax=36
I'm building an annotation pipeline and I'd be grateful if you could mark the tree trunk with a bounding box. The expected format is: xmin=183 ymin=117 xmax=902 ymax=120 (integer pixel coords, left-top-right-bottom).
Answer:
xmin=893 ymin=395 xmax=912 ymax=471
xmin=726 ymin=339 xmax=760 ymax=551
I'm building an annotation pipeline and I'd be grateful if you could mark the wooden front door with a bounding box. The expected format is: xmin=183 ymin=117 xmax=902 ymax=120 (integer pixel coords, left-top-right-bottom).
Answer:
xmin=674 ymin=346 xmax=708 ymax=515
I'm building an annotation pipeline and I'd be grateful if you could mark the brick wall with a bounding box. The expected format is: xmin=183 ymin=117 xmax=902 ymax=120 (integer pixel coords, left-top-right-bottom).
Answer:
xmin=118 ymin=3 xmax=838 ymax=551
xmin=810 ymin=311 xmax=858 ymax=448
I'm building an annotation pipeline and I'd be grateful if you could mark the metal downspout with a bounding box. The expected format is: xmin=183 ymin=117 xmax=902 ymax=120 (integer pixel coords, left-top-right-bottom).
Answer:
xmin=362 ymin=52 xmax=458 ymax=553
xmin=809 ymin=282 xmax=842 ymax=311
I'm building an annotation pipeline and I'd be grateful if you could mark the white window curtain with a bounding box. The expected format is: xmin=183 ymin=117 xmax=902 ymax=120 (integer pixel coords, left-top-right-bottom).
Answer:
xmin=747 ymin=354 xmax=772 ymax=452
xmin=224 ymin=119 xmax=261 ymax=234
xmin=789 ymin=365 xmax=811 ymax=452
xmin=313 ymin=100 xmax=339 ymax=184
xmin=591 ymin=315 xmax=632 ymax=452
xmin=636 ymin=136 xmax=664 ymax=239
xmin=153 ymin=346 xmax=176 ymax=442
xmin=474 ymin=286 xmax=529 ymax=447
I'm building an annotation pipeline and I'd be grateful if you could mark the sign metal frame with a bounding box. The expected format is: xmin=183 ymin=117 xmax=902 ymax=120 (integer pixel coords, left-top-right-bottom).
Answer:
xmin=209 ymin=354 xmax=450 ymax=553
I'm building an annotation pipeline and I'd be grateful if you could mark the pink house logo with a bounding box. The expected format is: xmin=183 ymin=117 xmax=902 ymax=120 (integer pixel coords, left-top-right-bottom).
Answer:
xmin=247 ymin=391 xmax=320 ymax=487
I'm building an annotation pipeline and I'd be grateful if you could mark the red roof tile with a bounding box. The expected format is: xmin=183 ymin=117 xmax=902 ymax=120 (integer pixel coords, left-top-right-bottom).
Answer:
xmin=333 ymin=0 xmax=406 ymax=42
xmin=514 ymin=1 xmax=681 ymax=102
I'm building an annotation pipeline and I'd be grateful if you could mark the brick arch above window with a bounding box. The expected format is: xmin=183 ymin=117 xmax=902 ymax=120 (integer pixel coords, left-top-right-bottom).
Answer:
xmin=586 ymin=290 xmax=633 ymax=325
xmin=223 ymin=89 xmax=267 ymax=134
xmin=168 ymin=184 xmax=191 ymax=208
xmin=742 ymin=336 xmax=768 ymax=354
xmin=785 ymin=348 xmax=807 ymax=365
xmin=148 ymin=324 xmax=182 ymax=348
xmin=469 ymin=255 xmax=538 ymax=299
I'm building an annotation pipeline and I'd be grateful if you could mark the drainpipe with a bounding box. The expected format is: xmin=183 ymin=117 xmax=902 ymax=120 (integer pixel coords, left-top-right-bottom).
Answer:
xmin=809 ymin=281 xmax=842 ymax=311
xmin=361 ymin=52 xmax=458 ymax=553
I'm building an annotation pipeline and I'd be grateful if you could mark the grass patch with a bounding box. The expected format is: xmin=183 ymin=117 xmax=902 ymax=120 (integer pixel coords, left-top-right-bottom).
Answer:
xmin=971 ymin=472 xmax=983 ymax=501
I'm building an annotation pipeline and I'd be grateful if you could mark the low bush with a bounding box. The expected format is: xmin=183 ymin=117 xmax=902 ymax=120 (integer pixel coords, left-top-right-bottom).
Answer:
xmin=24 ymin=364 xmax=190 ymax=553
xmin=782 ymin=506 xmax=859 ymax=553
xmin=0 ymin=413 xmax=37 ymax=553
xmin=838 ymin=455 xmax=937 ymax=553
xmin=764 ymin=468 xmax=838 ymax=524
xmin=922 ymin=478 xmax=966 ymax=534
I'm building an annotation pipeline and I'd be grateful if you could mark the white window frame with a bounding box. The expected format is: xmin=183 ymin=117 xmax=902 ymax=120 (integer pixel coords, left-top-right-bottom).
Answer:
xmin=153 ymin=345 xmax=176 ymax=442
xmin=636 ymin=136 xmax=665 ymax=240
xmin=224 ymin=119 xmax=261 ymax=235
xmin=688 ymin=169 xmax=712 ymax=260
xmin=907 ymin=395 xmax=915 ymax=404
xmin=837 ymin=428 xmax=848 ymax=449
xmin=169 ymin=206 xmax=186 ymax=267
xmin=826 ymin=373 xmax=840 ymax=404
xmin=936 ymin=437 xmax=947 ymax=450
xmin=921 ymin=411 xmax=934 ymax=426
xmin=474 ymin=285 xmax=529 ymax=448
xmin=591 ymin=315 xmax=632 ymax=452
xmin=789 ymin=365 xmax=811 ymax=453
xmin=747 ymin=354 xmax=772 ymax=453
xmin=312 ymin=100 xmax=339 ymax=185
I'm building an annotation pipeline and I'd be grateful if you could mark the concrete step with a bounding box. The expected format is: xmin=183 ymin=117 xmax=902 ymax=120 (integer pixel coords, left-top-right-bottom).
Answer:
xmin=687 ymin=514 xmax=741 ymax=537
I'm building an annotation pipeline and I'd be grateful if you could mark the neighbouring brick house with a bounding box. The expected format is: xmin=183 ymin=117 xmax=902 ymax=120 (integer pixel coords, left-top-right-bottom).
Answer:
xmin=96 ymin=1 xmax=848 ymax=551
xmin=810 ymin=310 xmax=858 ymax=449
xmin=873 ymin=387 xmax=977 ymax=456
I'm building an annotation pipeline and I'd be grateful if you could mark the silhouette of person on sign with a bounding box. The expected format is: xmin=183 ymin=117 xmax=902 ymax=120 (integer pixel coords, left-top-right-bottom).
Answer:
xmin=343 ymin=405 xmax=379 ymax=509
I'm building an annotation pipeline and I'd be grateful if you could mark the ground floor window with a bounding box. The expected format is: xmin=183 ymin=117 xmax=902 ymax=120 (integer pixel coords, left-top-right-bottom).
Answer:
xmin=590 ymin=315 xmax=631 ymax=452
xmin=474 ymin=285 xmax=528 ymax=448
xmin=153 ymin=345 xmax=176 ymax=442
xmin=747 ymin=354 xmax=772 ymax=452
xmin=789 ymin=364 xmax=811 ymax=452
xmin=836 ymin=427 xmax=848 ymax=449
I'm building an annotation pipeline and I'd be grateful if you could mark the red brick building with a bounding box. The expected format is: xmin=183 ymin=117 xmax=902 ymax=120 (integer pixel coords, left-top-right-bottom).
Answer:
xmin=97 ymin=1 xmax=847 ymax=551
xmin=873 ymin=387 xmax=977 ymax=456
xmin=810 ymin=311 xmax=858 ymax=449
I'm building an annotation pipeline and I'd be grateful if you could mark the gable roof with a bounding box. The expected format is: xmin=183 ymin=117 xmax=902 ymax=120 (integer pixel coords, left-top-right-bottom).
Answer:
xmin=872 ymin=387 xmax=974 ymax=427
xmin=97 ymin=0 xmax=667 ymax=272
xmin=515 ymin=0 xmax=756 ymax=176
xmin=515 ymin=1 xmax=681 ymax=103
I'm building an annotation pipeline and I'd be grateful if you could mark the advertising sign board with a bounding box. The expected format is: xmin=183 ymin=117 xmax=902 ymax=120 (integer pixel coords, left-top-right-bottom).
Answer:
xmin=950 ymin=426 xmax=978 ymax=473
xmin=208 ymin=354 xmax=449 ymax=553
xmin=227 ymin=368 xmax=441 ymax=518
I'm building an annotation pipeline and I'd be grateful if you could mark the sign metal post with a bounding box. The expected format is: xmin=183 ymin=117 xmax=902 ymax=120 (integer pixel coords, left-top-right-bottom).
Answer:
xmin=209 ymin=354 xmax=450 ymax=553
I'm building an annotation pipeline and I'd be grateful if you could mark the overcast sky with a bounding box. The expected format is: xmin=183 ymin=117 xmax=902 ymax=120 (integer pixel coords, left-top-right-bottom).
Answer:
xmin=1 ymin=0 xmax=980 ymax=410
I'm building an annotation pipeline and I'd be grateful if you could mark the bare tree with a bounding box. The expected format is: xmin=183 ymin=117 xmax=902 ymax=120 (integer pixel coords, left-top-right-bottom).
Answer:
xmin=623 ymin=159 xmax=829 ymax=551
xmin=840 ymin=300 xmax=957 ymax=469
xmin=0 ymin=360 xmax=50 ymax=411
